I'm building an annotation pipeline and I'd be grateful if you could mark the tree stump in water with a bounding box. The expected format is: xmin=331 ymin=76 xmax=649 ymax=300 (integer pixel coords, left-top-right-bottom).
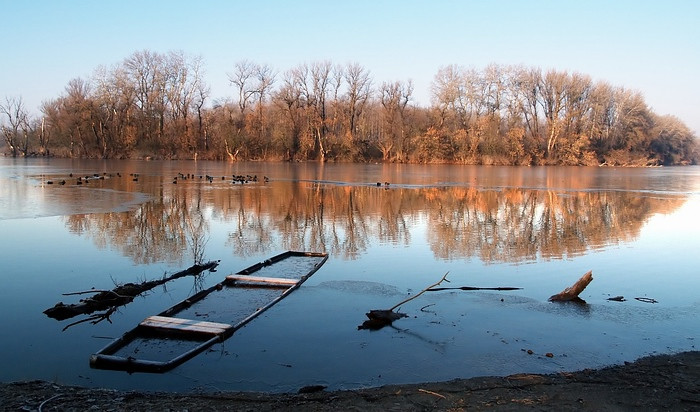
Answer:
xmin=549 ymin=270 xmax=593 ymax=302
xmin=358 ymin=310 xmax=408 ymax=330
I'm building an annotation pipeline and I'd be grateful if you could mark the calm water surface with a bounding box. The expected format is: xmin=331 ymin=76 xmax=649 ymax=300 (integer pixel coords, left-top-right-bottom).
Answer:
xmin=0 ymin=158 xmax=698 ymax=392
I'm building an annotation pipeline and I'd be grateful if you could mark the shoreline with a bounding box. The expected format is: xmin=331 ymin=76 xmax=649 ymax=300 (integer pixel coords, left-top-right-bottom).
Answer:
xmin=3 ymin=351 xmax=698 ymax=411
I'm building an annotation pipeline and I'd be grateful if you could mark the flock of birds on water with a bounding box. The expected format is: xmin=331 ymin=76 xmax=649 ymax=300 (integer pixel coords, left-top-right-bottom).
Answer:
xmin=173 ymin=172 xmax=269 ymax=184
xmin=44 ymin=173 xmax=392 ymax=187
xmin=44 ymin=172 xmax=272 ymax=186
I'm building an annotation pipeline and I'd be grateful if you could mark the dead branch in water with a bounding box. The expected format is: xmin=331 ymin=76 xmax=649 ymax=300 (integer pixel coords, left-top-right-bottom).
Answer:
xmin=359 ymin=272 xmax=450 ymax=330
xmin=389 ymin=272 xmax=450 ymax=311
xmin=428 ymin=286 xmax=522 ymax=292
xmin=548 ymin=270 xmax=593 ymax=302
xmin=62 ymin=290 xmax=130 ymax=298
xmin=61 ymin=306 xmax=118 ymax=331
xmin=44 ymin=260 xmax=220 ymax=321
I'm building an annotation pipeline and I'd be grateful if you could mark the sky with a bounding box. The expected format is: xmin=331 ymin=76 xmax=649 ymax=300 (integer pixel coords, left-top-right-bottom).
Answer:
xmin=1 ymin=0 xmax=699 ymax=133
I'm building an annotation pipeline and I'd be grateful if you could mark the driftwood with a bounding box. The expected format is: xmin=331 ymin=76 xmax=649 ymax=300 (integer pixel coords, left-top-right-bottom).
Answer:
xmin=359 ymin=272 xmax=450 ymax=330
xmin=548 ymin=270 xmax=593 ymax=302
xmin=44 ymin=260 xmax=220 ymax=321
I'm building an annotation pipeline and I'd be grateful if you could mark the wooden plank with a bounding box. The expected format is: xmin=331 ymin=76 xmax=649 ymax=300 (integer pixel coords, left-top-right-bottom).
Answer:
xmin=226 ymin=275 xmax=299 ymax=286
xmin=140 ymin=316 xmax=231 ymax=335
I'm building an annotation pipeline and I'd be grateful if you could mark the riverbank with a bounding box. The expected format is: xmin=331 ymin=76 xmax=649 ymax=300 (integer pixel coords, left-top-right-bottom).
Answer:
xmin=2 ymin=351 xmax=697 ymax=411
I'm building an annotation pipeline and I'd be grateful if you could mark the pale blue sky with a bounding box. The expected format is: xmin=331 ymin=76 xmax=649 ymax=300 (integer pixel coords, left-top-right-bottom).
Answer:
xmin=2 ymin=0 xmax=698 ymax=132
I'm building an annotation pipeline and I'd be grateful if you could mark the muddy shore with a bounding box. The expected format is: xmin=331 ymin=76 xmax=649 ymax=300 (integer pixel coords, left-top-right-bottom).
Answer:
xmin=2 ymin=351 xmax=698 ymax=411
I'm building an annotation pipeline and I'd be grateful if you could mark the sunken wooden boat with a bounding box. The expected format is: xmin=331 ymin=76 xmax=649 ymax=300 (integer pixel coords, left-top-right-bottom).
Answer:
xmin=90 ymin=251 xmax=328 ymax=373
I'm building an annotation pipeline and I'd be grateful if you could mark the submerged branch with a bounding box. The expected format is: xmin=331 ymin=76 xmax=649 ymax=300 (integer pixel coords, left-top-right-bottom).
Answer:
xmin=389 ymin=271 xmax=450 ymax=312
xmin=62 ymin=290 xmax=130 ymax=298
xmin=44 ymin=260 xmax=220 ymax=321
xmin=61 ymin=306 xmax=118 ymax=331
xmin=359 ymin=272 xmax=450 ymax=330
xmin=428 ymin=286 xmax=522 ymax=291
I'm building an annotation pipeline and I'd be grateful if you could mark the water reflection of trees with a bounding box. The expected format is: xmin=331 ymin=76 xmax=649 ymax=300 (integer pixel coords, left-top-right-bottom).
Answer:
xmin=426 ymin=188 xmax=663 ymax=262
xmin=64 ymin=181 xmax=210 ymax=265
xmin=66 ymin=177 xmax=685 ymax=264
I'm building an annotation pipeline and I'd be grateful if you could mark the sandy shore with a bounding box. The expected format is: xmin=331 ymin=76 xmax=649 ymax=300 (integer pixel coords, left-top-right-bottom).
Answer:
xmin=2 ymin=351 xmax=698 ymax=411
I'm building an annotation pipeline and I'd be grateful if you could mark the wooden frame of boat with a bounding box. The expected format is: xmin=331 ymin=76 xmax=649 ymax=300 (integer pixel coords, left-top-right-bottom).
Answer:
xmin=89 ymin=251 xmax=328 ymax=373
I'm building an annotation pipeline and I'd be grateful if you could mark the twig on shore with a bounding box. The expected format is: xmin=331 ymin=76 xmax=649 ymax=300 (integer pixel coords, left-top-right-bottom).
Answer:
xmin=418 ymin=388 xmax=446 ymax=399
xmin=38 ymin=394 xmax=61 ymax=412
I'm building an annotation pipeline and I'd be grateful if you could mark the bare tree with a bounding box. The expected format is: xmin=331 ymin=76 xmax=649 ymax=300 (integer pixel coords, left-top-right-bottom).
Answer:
xmin=228 ymin=60 xmax=258 ymax=113
xmin=0 ymin=96 xmax=31 ymax=157
xmin=194 ymin=73 xmax=211 ymax=152
xmin=36 ymin=112 xmax=51 ymax=155
xmin=512 ymin=66 xmax=543 ymax=150
xmin=481 ymin=63 xmax=508 ymax=118
xmin=275 ymin=68 xmax=307 ymax=159
xmin=123 ymin=50 xmax=167 ymax=145
xmin=307 ymin=61 xmax=333 ymax=160
xmin=431 ymin=64 xmax=481 ymax=130
xmin=379 ymin=80 xmax=413 ymax=160
xmin=252 ymin=63 xmax=276 ymax=142
xmin=255 ymin=64 xmax=276 ymax=105
xmin=343 ymin=62 xmax=372 ymax=147
xmin=539 ymin=70 xmax=568 ymax=160
xmin=162 ymin=51 xmax=206 ymax=156
xmin=60 ymin=78 xmax=96 ymax=157
xmin=92 ymin=64 xmax=139 ymax=156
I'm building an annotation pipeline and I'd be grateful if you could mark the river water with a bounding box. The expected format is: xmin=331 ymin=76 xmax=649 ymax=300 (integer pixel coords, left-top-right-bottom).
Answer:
xmin=0 ymin=158 xmax=698 ymax=392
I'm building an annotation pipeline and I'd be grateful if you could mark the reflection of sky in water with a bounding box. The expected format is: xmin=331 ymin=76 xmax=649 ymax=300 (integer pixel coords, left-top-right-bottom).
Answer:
xmin=642 ymin=195 xmax=700 ymax=239
xmin=0 ymin=159 xmax=698 ymax=393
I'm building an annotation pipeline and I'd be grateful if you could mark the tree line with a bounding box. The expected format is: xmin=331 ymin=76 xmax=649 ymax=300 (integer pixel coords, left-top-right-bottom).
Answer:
xmin=1 ymin=50 xmax=697 ymax=165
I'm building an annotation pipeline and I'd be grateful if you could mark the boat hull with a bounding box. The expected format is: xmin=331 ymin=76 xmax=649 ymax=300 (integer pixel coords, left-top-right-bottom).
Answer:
xmin=90 ymin=251 xmax=328 ymax=373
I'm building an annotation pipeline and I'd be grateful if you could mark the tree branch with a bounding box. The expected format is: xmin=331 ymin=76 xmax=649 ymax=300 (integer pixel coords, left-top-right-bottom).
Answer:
xmin=389 ymin=271 xmax=449 ymax=312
